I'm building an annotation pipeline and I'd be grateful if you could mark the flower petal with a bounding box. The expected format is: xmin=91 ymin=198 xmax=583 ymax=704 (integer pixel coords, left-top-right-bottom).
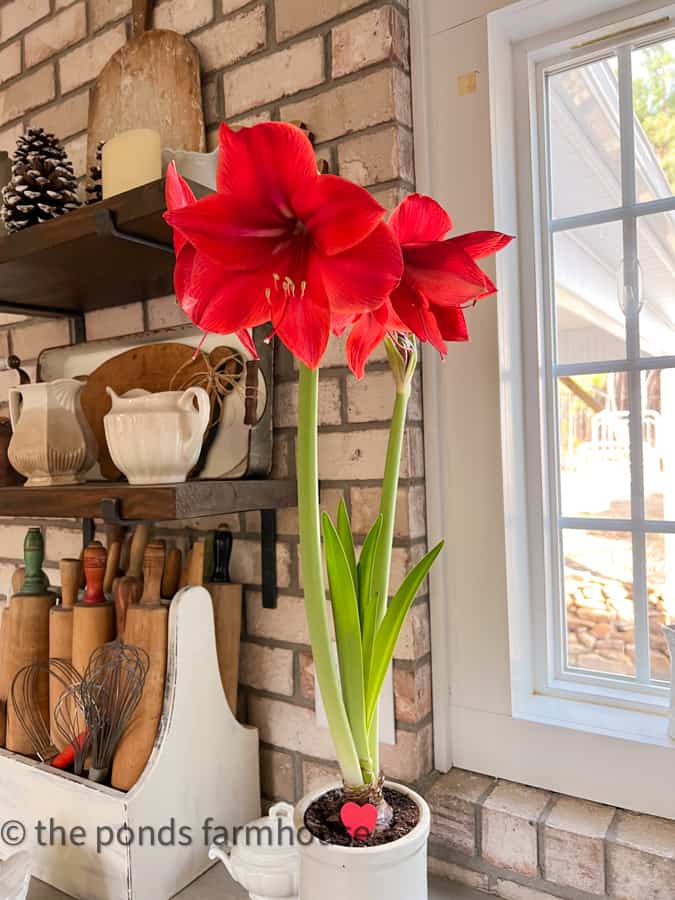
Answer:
xmin=388 ymin=194 xmax=452 ymax=243
xmin=165 ymin=163 xmax=197 ymax=258
xmin=403 ymin=241 xmax=495 ymax=304
xmin=313 ymin=222 xmax=403 ymax=315
xmin=180 ymin=253 xmax=271 ymax=334
xmin=346 ymin=305 xmax=389 ymax=378
xmin=296 ymin=174 xmax=385 ymax=255
xmin=390 ymin=279 xmax=446 ymax=355
xmin=165 ymin=192 xmax=288 ymax=270
xmin=429 ymin=303 xmax=469 ymax=342
xmin=450 ymin=231 xmax=514 ymax=260
xmin=271 ymin=283 xmax=330 ymax=369
xmin=174 ymin=240 xmax=197 ymax=301
xmin=218 ymin=122 xmax=319 ymax=217
xmin=236 ymin=329 xmax=259 ymax=359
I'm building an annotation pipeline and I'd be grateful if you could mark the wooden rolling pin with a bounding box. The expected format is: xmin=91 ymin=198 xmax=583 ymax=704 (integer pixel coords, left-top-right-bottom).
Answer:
xmin=161 ymin=547 xmax=182 ymax=601
xmin=49 ymin=558 xmax=80 ymax=748
xmin=11 ymin=567 xmax=25 ymax=595
xmin=127 ymin=524 xmax=151 ymax=579
xmin=103 ymin=540 xmax=122 ymax=595
xmin=112 ymin=541 xmax=168 ymax=791
xmin=72 ymin=542 xmax=115 ymax=675
xmin=205 ymin=529 xmax=242 ymax=714
xmin=187 ymin=539 xmax=205 ymax=586
xmin=114 ymin=576 xmax=141 ymax=641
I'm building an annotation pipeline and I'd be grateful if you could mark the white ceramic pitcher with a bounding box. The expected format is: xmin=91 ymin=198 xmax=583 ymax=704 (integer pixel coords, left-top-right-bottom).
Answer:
xmin=664 ymin=626 xmax=675 ymax=740
xmin=8 ymin=379 xmax=97 ymax=486
xmin=104 ymin=387 xmax=210 ymax=485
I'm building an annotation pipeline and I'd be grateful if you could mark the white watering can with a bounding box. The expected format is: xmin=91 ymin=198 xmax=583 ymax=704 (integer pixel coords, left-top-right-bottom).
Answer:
xmin=209 ymin=802 xmax=299 ymax=900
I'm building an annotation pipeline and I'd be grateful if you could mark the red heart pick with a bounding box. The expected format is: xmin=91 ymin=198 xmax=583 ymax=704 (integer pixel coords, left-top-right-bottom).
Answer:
xmin=340 ymin=802 xmax=378 ymax=840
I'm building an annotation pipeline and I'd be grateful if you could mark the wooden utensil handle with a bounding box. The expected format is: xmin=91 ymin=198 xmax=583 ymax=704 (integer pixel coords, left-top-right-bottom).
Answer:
xmin=132 ymin=0 xmax=153 ymax=36
xmin=128 ymin=524 xmax=151 ymax=578
xmin=59 ymin=558 xmax=81 ymax=609
xmin=212 ymin=529 xmax=233 ymax=584
xmin=141 ymin=541 xmax=165 ymax=606
xmin=82 ymin=541 xmax=107 ymax=605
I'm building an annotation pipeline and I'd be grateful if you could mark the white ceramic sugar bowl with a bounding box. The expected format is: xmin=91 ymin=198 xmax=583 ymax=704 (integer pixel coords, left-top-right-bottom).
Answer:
xmin=208 ymin=802 xmax=299 ymax=900
xmin=104 ymin=386 xmax=210 ymax=485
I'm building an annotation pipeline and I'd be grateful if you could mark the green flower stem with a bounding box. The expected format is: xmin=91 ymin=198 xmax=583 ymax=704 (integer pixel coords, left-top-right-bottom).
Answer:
xmin=368 ymin=370 xmax=412 ymax=775
xmin=297 ymin=363 xmax=364 ymax=788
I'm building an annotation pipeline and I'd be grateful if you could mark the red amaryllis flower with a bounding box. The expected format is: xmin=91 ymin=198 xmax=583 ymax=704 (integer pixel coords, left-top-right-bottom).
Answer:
xmin=345 ymin=194 xmax=513 ymax=377
xmin=164 ymin=122 xmax=403 ymax=369
xmin=165 ymin=163 xmax=257 ymax=357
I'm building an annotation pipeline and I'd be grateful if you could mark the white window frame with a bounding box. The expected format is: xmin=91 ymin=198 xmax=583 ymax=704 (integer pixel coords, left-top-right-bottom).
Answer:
xmin=412 ymin=0 xmax=675 ymax=820
xmin=531 ymin=19 xmax=675 ymax=705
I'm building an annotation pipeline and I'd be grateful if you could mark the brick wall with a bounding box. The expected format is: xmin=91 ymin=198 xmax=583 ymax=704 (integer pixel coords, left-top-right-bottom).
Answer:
xmin=0 ymin=0 xmax=432 ymax=803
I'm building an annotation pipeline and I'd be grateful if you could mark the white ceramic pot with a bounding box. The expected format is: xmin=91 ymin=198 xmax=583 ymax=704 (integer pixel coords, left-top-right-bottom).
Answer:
xmin=209 ymin=802 xmax=299 ymax=900
xmin=104 ymin=387 xmax=210 ymax=485
xmin=294 ymin=781 xmax=430 ymax=900
xmin=664 ymin=626 xmax=675 ymax=740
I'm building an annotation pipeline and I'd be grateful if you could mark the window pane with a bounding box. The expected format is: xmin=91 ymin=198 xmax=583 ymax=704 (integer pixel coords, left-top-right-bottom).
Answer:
xmin=646 ymin=534 xmax=675 ymax=681
xmin=558 ymin=374 xmax=631 ymax=518
xmin=549 ymin=58 xmax=622 ymax=219
xmin=633 ymin=38 xmax=675 ymax=203
xmin=553 ymin=222 xmax=625 ymax=364
xmin=640 ymin=369 xmax=675 ymax=520
xmin=564 ymin=529 xmax=635 ymax=676
xmin=637 ymin=212 xmax=675 ymax=358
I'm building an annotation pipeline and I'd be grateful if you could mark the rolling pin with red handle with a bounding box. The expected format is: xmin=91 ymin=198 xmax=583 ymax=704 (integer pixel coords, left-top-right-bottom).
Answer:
xmin=72 ymin=542 xmax=115 ymax=675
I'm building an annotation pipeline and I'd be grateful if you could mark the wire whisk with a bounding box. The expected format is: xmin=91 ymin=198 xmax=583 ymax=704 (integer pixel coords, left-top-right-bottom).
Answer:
xmin=79 ymin=641 xmax=149 ymax=784
xmin=53 ymin=683 xmax=90 ymax=777
xmin=10 ymin=660 xmax=81 ymax=765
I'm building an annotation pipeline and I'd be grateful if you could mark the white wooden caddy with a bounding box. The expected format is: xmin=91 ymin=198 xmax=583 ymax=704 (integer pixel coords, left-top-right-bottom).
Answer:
xmin=0 ymin=587 xmax=261 ymax=900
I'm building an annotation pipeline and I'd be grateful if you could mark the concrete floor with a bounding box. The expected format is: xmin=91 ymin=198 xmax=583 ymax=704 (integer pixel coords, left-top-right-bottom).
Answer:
xmin=27 ymin=866 xmax=484 ymax=899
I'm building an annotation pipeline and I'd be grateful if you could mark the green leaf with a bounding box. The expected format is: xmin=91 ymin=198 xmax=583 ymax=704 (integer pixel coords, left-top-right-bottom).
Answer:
xmin=322 ymin=513 xmax=372 ymax=775
xmin=337 ymin=499 xmax=357 ymax=590
xmin=365 ymin=541 xmax=444 ymax=729
xmin=357 ymin=515 xmax=383 ymax=673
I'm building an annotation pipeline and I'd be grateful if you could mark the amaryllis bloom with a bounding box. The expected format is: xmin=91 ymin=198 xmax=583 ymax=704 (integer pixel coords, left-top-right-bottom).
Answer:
xmin=164 ymin=122 xmax=403 ymax=369
xmin=345 ymin=194 xmax=513 ymax=377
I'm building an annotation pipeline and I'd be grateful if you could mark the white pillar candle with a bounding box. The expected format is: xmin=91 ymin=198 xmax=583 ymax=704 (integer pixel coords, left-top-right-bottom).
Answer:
xmin=102 ymin=128 xmax=162 ymax=199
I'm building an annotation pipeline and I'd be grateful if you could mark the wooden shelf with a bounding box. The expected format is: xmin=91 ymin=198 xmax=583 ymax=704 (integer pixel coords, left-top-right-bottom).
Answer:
xmin=0 ymin=479 xmax=297 ymax=523
xmin=0 ymin=177 xmax=209 ymax=317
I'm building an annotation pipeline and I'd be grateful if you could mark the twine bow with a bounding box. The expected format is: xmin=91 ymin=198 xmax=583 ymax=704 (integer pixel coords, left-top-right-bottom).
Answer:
xmin=170 ymin=350 xmax=252 ymax=431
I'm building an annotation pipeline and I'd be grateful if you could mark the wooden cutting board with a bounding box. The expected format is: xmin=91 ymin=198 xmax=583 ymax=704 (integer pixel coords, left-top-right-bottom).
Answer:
xmin=87 ymin=0 xmax=205 ymax=172
xmin=80 ymin=343 xmax=242 ymax=480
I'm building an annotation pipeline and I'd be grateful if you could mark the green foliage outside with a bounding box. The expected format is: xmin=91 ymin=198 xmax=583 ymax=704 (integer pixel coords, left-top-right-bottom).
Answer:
xmin=633 ymin=42 xmax=675 ymax=192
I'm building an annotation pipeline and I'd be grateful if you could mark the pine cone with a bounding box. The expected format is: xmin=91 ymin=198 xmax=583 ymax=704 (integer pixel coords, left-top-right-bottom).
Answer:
xmin=86 ymin=140 xmax=104 ymax=206
xmin=1 ymin=127 xmax=82 ymax=232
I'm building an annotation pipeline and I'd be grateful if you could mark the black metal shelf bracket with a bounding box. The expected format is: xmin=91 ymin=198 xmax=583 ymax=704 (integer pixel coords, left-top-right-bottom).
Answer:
xmin=100 ymin=498 xmax=142 ymax=527
xmin=261 ymin=509 xmax=278 ymax=609
xmin=95 ymin=208 xmax=174 ymax=255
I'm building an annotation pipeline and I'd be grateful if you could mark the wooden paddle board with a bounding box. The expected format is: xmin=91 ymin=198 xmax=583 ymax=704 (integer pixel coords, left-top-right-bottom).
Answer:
xmin=87 ymin=0 xmax=205 ymax=172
